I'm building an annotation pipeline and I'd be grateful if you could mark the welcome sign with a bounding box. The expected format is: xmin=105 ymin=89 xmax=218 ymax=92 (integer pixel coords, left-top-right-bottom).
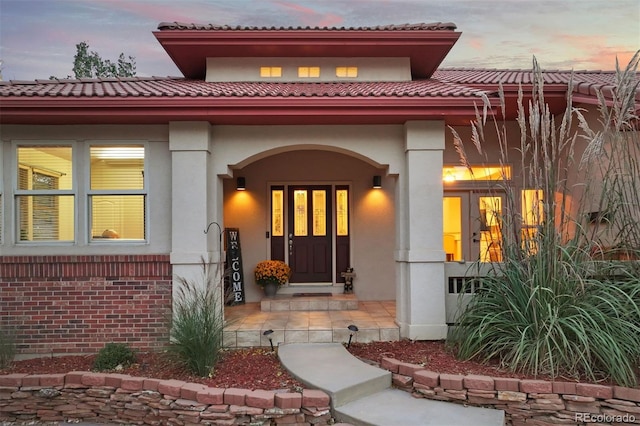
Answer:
xmin=225 ymin=228 xmax=245 ymax=305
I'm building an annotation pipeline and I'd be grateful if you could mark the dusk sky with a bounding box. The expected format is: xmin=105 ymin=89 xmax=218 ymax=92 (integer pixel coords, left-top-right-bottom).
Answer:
xmin=0 ymin=0 xmax=638 ymax=81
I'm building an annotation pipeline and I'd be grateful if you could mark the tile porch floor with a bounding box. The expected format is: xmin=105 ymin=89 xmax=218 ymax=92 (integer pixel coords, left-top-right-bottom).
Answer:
xmin=223 ymin=299 xmax=399 ymax=348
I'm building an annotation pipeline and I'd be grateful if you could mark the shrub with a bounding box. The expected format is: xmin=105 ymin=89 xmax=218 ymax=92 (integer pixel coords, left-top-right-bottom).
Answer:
xmin=167 ymin=259 xmax=226 ymax=377
xmin=93 ymin=342 xmax=137 ymax=371
xmin=450 ymin=53 xmax=640 ymax=387
xmin=0 ymin=327 xmax=16 ymax=369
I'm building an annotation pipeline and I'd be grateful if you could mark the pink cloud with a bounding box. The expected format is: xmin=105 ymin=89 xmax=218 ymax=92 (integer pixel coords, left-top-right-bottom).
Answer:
xmin=553 ymin=33 xmax=635 ymax=69
xmin=468 ymin=38 xmax=484 ymax=51
xmin=272 ymin=0 xmax=343 ymax=27
xmin=84 ymin=0 xmax=203 ymax=23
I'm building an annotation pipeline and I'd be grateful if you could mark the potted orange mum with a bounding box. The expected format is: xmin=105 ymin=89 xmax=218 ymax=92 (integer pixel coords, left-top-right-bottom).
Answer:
xmin=254 ymin=260 xmax=291 ymax=297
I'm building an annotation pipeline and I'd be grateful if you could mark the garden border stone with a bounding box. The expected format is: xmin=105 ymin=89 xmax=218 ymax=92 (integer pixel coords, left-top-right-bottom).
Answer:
xmin=0 ymin=372 xmax=333 ymax=425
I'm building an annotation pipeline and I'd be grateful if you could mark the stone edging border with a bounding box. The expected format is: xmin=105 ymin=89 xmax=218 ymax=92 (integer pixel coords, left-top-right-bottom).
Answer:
xmin=380 ymin=357 xmax=640 ymax=426
xmin=0 ymin=371 xmax=334 ymax=425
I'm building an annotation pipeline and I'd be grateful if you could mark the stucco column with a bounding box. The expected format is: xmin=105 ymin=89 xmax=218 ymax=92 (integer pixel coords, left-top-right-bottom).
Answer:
xmin=169 ymin=122 xmax=226 ymax=278
xmin=396 ymin=120 xmax=447 ymax=340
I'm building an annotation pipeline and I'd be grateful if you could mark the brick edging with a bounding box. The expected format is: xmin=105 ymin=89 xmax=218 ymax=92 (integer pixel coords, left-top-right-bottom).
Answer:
xmin=380 ymin=357 xmax=640 ymax=426
xmin=0 ymin=372 xmax=333 ymax=425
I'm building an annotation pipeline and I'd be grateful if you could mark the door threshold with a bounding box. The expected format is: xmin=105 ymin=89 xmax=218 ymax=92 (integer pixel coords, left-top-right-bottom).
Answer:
xmin=288 ymin=283 xmax=333 ymax=286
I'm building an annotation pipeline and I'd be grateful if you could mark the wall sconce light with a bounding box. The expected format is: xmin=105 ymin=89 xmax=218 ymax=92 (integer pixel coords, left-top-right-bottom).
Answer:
xmin=347 ymin=324 xmax=359 ymax=348
xmin=372 ymin=175 xmax=382 ymax=189
xmin=236 ymin=177 xmax=246 ymax=191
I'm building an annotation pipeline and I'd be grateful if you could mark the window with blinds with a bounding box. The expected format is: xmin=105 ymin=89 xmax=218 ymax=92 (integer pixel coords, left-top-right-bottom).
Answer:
xmin=89 ymin=145 xmax=146 ymax=240
xmin=16 ymin=146 xmax=74 ymax=242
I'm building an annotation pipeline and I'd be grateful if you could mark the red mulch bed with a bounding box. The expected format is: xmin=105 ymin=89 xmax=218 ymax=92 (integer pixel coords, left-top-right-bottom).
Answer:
xmin=2 ymin=340 xmax=637 ymax=389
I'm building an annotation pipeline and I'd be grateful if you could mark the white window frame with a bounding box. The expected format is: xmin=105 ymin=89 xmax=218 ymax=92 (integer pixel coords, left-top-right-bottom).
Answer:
xmin=13 ymin=141 xmax=77 ymax=245
xmin=86 ymin=141 xmax=149 ymax=244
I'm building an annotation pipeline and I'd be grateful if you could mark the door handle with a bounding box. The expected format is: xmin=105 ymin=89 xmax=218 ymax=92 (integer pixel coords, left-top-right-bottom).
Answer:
xmin=289 ymin=233 xmax=293 ymax=255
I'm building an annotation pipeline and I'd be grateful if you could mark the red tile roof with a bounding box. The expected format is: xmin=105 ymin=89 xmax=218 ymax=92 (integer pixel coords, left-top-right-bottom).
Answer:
xmin=435 ymin=68 xmax=640 ymax=106
xmin=2 ymin=69 xmax=637 ymax=125
xmin=433 ymin=69 xmax=621 ymax=86
xmin=156 ymin=22 xmax=458 ymax=31
xmin=0 ymin=78 xmax=489 ymax=99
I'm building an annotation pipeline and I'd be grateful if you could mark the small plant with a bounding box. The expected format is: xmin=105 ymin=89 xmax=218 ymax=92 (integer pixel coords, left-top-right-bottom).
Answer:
xmin=167 ymin=259 xmax=226 ymax=377
xmin=254 ymin=260 xmax=291 ymax=288
xmin=0 ymin=326 xmax=16 ymax=369
xmin=93 ymin=342 xmax=136 ymax=371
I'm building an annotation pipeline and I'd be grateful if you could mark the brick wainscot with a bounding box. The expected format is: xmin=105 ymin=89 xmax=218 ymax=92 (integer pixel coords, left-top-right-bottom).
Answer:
xmin=0 ymin=255 xmax=172 ymax=356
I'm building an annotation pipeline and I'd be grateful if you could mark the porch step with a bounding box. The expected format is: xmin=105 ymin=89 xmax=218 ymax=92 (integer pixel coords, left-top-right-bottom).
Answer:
xmin=260 ymin=294 xmax=359 ymax=311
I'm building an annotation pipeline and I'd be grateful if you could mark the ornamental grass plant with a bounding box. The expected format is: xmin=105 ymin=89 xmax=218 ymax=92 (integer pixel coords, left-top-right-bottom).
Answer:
xmin=0 ymin=326 xmax=15 ymax=369
xmin=254 ymin=260 xmax=292 ymax=287
xmin=450 ymin=52 xmax=640 ymax=387
xmin=167 ymin=259 xmax=226 ymax=377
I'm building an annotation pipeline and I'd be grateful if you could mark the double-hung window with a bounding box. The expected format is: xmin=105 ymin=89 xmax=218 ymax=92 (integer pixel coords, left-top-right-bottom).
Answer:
xmin=14 ymin=143 xmax=147 ymax=243
xmin=89 ymin=145 xmax=146 ymax=241
xmin=16 ymin=145 xmax=75 ymax=242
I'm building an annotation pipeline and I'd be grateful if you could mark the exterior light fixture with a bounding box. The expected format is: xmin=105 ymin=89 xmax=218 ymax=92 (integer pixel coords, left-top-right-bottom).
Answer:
xmin=236 ymin=177 xmax=246 ymax=191
xmin=372 ymin=175 xmax=382 ymax=189
xmin=263 ymin=329 xmax=274 ymax=351
xmin=347 ymin=324 xmax=359 ymax=348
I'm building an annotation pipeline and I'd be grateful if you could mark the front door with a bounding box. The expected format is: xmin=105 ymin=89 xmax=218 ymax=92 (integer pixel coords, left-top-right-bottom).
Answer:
xmin=288 ymin=185 xmax=332 ymax=283
xmin=443 ymin=191 xmax=505 ymax=262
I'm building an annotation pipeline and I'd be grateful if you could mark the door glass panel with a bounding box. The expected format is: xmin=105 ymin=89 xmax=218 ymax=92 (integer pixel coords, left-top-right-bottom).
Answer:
xmin=271 ymin=189 xmax=284 ymax=236
xmin=521 ymin=189 xmax=544 ymax=254
xmin=443 ymin=197 xmax=462 ymax=261
xmin=293 ymin=190 xmax=307 ymax=236
xmin=312 ymin=190 xmax=326 ymax=236
xmin=479 ymin=196 xmax=502 ymax=262
xmin=336 ymin=189 xmax=348 ymax=236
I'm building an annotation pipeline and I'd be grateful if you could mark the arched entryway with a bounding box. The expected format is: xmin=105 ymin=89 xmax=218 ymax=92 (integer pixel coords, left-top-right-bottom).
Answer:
xmin=222 ymin=148 xmax=395 ymax=304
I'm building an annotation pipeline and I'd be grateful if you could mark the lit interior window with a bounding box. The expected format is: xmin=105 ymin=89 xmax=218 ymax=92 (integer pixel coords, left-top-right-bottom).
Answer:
xmin=17 ymin=146 xmax=74 ymax=242
xmin=521 ymin=189 xmax=544 ymax=226
xmin=521 ymin=189 xmax=544 ymax=254
xmin=298 ymin=66 xmax=320 ymax=78
xmin=336 ymin=67 xmax=358 ymax=78
xmin=443 ymin=165 xmax=511 ymax=182
xmin=479 ymin=196 xmax=503 ymax=262
xmin=443 ymin=197 xmax=462 ymax=261
xmin=90 ymin=145 xmax=145 ymax=240
xmin=260 ymin=67 xmax=282 ymax=78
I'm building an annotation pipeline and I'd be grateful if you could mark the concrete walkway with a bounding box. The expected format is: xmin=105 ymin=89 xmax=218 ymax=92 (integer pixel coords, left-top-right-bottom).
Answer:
xmin=278 ymin=343 xmax=505 ymax=426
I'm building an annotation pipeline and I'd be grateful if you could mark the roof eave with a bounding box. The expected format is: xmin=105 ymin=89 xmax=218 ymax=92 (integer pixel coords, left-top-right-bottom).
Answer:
xmin=0 ymin=96 xmax=497 ymax=126
xmin=153 ymin=29 xmax=461 ymax=80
